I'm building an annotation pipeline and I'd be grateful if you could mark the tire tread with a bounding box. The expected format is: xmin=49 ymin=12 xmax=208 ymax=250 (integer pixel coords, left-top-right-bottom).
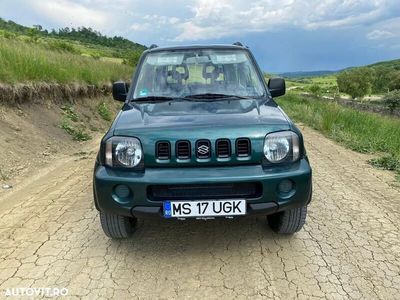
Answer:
xmin=100 ymin=212 xmax=136 ymax=239
xmin=268 ymin=206 xmax=307 ymax=234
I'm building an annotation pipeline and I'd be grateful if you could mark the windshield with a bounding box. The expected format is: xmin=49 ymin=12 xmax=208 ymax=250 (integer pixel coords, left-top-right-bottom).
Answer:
xmin=132 ymin=49 xmax=265 ymax=100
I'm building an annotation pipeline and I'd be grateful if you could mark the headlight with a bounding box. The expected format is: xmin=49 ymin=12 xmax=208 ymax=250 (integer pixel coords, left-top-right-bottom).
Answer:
xmin=263 ymin=131 xmax=300 ymax=163
xmin=105 ymin=137 xmax=143 ymax=168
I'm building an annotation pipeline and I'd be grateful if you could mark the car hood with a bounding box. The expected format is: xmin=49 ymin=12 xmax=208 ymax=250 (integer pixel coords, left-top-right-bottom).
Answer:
xmin=113 ymin=99 xmax=289 ymax=134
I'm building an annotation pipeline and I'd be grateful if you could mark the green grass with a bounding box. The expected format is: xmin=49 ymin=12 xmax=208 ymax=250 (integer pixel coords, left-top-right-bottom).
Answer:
xmin=97 ymin=101 xmax=112 ymax=121
xmin=0 ymin=38 xmax=133 ymax=85
xmin=283 ymin=75 xmax=339 ymax=96
xmin=60 ymin=105 xmax=91 ymax=141
xmin=60 ymin=119 xmax=91 ymax=141
xmin=61 ymin=105 xmax=79 ymax=122
xmin=368 ymin=155 xmax=399 ymax=171
xmin=277 ymin=93 xmax=400 ymax=177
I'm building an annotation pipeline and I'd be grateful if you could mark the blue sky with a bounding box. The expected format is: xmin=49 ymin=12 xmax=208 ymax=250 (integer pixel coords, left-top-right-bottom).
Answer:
xmin=1 ymin=0 xmax=400 ymax=72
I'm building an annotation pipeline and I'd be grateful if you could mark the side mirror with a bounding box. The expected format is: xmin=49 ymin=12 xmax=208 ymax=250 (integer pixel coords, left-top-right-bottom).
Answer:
xmin=268 ymin=78 xmax=286 ymax=98
xmin=112 ymin=81 xmax=128 ymax=102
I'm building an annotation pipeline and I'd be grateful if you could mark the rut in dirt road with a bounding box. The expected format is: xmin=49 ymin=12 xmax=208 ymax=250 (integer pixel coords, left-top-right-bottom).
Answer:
xmin=0 ymin=126 xmax=399 ymax=299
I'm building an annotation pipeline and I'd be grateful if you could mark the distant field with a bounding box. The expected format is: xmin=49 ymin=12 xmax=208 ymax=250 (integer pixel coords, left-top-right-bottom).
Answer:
xmin=0 ymin=38 xmax=133 ymax=85
xmin=285 ymin=75 xmax=338 ymax=94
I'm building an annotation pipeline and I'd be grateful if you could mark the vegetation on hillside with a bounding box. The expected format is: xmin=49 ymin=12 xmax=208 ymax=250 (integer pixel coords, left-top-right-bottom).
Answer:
xmin=0 ymin=18 xmax=147 ymax=85
xmin=0 ymin=39 xmax=133 ymax=85
xmin=277 ymin=94 xmax=400 ymax=179
xmin=0 ymin=18 xmax=146 ymax=66
xmin=337 ymin=61 xmax=400 ymax=99
xmin=280 ymin=59 xmax=400 ymax=115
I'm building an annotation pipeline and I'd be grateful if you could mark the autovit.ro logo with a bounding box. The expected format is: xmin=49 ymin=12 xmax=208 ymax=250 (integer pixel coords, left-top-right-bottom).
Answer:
xmin=4 ymin=287 xmax=68 ymax=297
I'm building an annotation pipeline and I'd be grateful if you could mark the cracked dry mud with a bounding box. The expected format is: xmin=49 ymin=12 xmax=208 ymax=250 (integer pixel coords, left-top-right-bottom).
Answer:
xmin=0 ymin=126 xmax=399 ymax=299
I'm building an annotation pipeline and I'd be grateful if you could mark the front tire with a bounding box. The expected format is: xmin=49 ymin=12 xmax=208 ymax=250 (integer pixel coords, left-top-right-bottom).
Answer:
xmin=100 ymin=211 xmax=137 ymax=239
xmin=267 ymin=206 xmax=307 ymax=234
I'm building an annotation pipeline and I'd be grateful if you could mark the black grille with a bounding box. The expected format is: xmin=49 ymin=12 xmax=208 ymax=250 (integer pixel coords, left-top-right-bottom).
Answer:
xmin=196 ymin=140 xmax=211 ymax=159
xmin=216 ymin=139 xmax=231 ymax=158
xmin=176 ymin=140 xmax=191 ymax=159
xmin=236 ymin=138 xmax=251 ymax=157
xmin=148 ymin=182 xmax=262 ymax=201
xmin=156 ymin=141 xmax=170 ymax=160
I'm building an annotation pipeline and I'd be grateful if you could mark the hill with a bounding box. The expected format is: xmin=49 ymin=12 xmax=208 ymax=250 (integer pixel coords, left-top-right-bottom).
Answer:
xmin=0 ymin=18 xmax=148 ymax=86
xmin=279 ymin=70 xmax=338 ymax=78
xmin=278 ymin=59 xmax=400 ymax=80
xmin=0 ymin=18 xmax=146 ymax=66
xmin=366 ymin=59 xmax=400 ymax=71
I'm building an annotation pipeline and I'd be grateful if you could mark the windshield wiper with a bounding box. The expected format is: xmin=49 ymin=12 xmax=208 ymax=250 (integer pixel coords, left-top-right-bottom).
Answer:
xmin=183 ymin=93 xmax=251 ymax=100
xmin=131 ymin=96 xmax=176 ymax=103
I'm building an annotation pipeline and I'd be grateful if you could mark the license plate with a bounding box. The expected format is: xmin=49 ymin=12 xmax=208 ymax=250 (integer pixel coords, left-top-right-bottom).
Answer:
xmin=163 ymin=200 xmax=246 ymax=218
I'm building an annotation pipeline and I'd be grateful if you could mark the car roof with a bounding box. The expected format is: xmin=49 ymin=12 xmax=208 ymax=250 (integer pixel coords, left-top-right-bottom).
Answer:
xmin=145 ymin=44 xmax=248 ymax=53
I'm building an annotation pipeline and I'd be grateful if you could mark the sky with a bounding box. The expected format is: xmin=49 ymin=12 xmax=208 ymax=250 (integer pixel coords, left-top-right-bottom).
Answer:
xmin=1 ymin=0 xmax=400 ymax=72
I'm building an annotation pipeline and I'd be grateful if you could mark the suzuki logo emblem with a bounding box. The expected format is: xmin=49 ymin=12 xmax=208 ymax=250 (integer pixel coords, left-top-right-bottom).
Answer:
xmin=197 ymin=144 xmax=209 ymax=155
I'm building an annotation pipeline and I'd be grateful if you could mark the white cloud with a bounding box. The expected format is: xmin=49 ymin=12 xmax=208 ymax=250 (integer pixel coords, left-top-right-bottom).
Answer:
xmin=366 ymin=17 xmax=400 ymax=41
xmin=174 ymin=0 xmax=400 ymax=41
xmin=32 ymin=0 xmax=111 ymax=29
xmin=1 ymin=0 xmax=399 ymax=45
xmin=367 ymin=29 xmax=394 ymax=40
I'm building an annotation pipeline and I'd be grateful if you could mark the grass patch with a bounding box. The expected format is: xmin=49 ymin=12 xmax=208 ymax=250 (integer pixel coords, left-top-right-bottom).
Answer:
xmin=97 ymin=101 xmax=112 ymax=121
xmin=61 ymin=105 xmax=79 ymax=122
xmin=368 ymin=155 xmax=399 ymax=171
xmin=59 ymin=106 xmax=91 ymax=141
xmin=277 ymin=93 xmax=400 ymax=177
xmin=0 ymin=38 xmax=132 ymax=85
xmin=60 ymin=119 xmax=91 ymax=141
xmin=0 ymin=168 xmax=9 ymax=181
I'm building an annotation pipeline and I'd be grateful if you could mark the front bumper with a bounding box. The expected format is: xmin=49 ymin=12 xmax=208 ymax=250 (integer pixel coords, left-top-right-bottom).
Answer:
xmin=93 ymin=159 xmax=312 ymax=218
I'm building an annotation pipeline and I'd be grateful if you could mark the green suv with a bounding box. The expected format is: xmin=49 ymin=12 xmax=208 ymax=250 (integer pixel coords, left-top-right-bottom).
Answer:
xmin=93 ymin=43 xmax=312 ymax=238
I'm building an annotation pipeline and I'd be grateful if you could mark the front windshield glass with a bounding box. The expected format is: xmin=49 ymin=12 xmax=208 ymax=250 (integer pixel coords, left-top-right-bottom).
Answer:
xmin=133 ymin=49 xmax=265 ymax=99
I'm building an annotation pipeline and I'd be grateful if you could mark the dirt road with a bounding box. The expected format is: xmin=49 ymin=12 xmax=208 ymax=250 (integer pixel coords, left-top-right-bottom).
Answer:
xmin=0 ymin=126 xmax=399 ymax=299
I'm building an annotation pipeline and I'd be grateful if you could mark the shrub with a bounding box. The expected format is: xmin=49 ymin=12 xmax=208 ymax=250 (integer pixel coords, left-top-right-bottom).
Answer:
xmin=337 ymin=69 xmax=374 ymax=99
xmin=309 ymin=84 xmax=322 ymax=97
xmin=383 ymin=90 xmax=400 ymax=114
xmin=123 ymin=50 xmax=142 ymax=67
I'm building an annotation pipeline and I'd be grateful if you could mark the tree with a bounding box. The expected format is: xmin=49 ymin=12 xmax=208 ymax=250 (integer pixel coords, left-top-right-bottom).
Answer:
xmin=337 ymin=69 xmax=374 ymax=99
xmin=123 ymin=50 xmax=142 ymax=67
xmin=27 ymin=27 xmax=40 ymax=42
xmin=33 ymin=25 xmax=43 ymax=31
xmin=383 ymin=90 xmax=400 ymax=114
xmin=388 ymin=72 xmax=400 ymax=91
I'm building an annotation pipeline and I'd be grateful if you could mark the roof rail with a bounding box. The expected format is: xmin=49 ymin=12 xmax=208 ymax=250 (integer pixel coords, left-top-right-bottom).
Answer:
xmin=149 ymin=44 xmax=158 ymax=49
xmin=233 ymin=42 xmax=244 ymax=47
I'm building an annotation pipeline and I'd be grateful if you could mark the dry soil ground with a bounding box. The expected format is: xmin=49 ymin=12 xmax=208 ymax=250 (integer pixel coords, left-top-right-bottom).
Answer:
xmin=0 ymin=126 xmax=399 ymax=299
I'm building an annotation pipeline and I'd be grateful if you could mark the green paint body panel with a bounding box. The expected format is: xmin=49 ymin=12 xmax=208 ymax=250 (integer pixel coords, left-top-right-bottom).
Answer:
xmin=93 ymin=44 xmax=312 ymax=219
